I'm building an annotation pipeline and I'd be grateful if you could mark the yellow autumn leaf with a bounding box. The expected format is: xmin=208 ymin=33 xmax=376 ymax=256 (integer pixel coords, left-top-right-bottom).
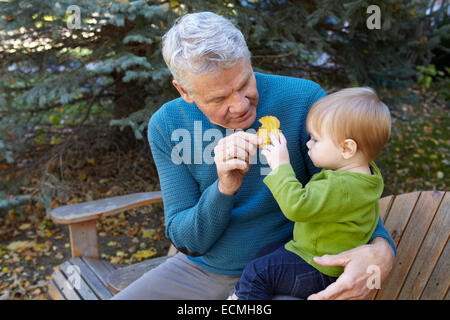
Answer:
xmin=19 ymin=223 xmax=32 ymax=230
xmin=6 ymin=240 xmax=35 ymax=251
xmin=133 ymin=249 xmax=156 ymax=260
xmin=116 ymin=250 xmax=126 ymax=257
xmin=69 ymin=198 xmax=79 ymax=204
xmin=78 ymin=172 xmax=86 ymax=181
xmin=110 ymin=256 xmax=122 ymax=264
xmin=256 ymin=116 xmax=281 ymax=147
xmin=142 ymin=229 xmax=155 ymax=238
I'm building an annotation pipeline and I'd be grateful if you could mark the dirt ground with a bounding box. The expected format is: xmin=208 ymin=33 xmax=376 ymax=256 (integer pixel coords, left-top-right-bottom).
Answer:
xmin=0 ymin=141 xmax=171 ymax=300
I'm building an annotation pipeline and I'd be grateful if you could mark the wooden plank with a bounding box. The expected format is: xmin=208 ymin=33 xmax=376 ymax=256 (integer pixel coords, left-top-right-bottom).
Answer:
xmin=398 ymin=192 xmax=449 ymax=299
xmin=60 ymin=261 xmax=98 ymax=300
xmin=50 ymin=191 xmax=163 ymax=224
xmin=383 ymin=191 xmax=421 ymax=246
xmin=50 ymin=268 xmax=81 ymax=300
xmin=70 ymin=257 xmax=113 ymax=300
xmin=420 ymin=238 xmax=450 ymax=300
xmin=69 ymin=220 xmax=99 ymax=258
xmin=376 ymin=191 xmax=445 ymax=300
xmin=367 ymin=194 xmax=396 ymax=300
xmin=82 ymin=257 xmax=115 ymax=289
xmin=107 ymin=255 xmax=171 ymax=294
xmin=379 ymin=195 xmax=394 ymax=222
xmin=48 ymin=279 xmax=65 ymax=300
xmin=98 ymin=258 xmax=116 ymax=273
xmin=369 ymin=192 xmax=419 ymax=300
xmin=167 ymin=244 xmax=178 ymax=256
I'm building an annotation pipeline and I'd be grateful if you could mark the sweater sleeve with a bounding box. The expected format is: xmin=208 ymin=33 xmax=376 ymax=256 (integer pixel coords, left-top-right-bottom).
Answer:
xmin=148 ymin=111 xmax=235 ymax=256
xmin=263 ymin=163 xmax=347 ymax=223
xmin=370 ymin=217 xmax=397 ymax=256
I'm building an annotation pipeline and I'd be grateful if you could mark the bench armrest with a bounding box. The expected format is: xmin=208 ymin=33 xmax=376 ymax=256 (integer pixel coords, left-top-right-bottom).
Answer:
xmin=49 ymin=191 xmax=163 ymax=224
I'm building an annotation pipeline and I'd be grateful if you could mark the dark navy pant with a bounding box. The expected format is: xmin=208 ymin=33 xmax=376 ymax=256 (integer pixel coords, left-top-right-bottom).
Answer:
xmin=234 ymin=245 xmax=337 ymax=300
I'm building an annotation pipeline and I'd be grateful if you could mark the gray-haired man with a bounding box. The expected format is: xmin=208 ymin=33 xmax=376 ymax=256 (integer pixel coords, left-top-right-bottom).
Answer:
xmin=112 ymin=12 xmax=395 ymax=300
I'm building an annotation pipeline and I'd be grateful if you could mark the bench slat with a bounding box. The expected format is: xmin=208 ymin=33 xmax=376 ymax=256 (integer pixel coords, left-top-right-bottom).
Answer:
xmin=50 ymin=268 xmax=82 ymax=300
xmin=376 ymin=191 xmax=445 ymax=299
xmin=398 ymin=192 xmax=449 ymax=299
xmin=80 ymin=257 xmax=116 ymax=290
xmin=50 ymin=191 xmax=162 ymax=224
xmin=60 ymin=261 xmax=98 ymax=300
xmin=107 ymin=255 xmax=172 ymax=294
xmin=367 ymin=194 xmax=397 ymax=300
xmin=420 ymin=240 xmax=450 ymax=300
xmin=383 ymin=191 xmax=420 ymax=246
xmin=70 ymin=257 xmax=114 ymax=299
xmin=48 ymin=278 xmax=66 ymax=300
xmin=379 ymin=195 xmax=394 ymax=222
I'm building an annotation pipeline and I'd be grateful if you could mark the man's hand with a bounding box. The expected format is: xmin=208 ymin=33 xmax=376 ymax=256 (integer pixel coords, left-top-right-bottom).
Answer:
xmin=260 ymin=132 xmax=290 ymax=170
xmin=214 ymin=131 xmax=261 ymax=195
xmin=308 ymin=237 xmax=395 ymax=300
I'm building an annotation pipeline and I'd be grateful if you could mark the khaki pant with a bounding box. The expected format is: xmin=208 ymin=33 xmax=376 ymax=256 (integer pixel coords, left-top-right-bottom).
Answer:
xmin=111 ymin=253 xmax=240 ymax=300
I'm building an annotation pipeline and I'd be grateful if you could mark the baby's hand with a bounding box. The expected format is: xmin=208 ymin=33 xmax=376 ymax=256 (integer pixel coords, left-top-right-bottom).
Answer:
xmin=261 ymin=132 xmax=290 ymax=170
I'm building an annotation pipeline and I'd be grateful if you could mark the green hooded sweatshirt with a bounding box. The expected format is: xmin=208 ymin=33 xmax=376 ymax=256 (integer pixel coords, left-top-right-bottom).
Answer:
xmin=263 ymin=162 xmax=383 ymax=277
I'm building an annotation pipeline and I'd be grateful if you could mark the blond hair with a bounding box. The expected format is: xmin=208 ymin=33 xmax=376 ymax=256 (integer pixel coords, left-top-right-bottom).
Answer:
xmin=306 ymin=87 xmax=391 ymax=162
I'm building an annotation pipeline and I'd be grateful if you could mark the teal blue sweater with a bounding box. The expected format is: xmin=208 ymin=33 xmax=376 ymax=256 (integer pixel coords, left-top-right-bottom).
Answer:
xmin=148 ymin=73 xmax=396 ymax=275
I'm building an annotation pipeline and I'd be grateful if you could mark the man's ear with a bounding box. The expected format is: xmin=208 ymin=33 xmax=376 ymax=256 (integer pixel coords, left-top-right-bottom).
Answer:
xmin=172 ymin=80 xmax=194 ymax=104
xmin=341 ymin=139 xmax=358 ymax=159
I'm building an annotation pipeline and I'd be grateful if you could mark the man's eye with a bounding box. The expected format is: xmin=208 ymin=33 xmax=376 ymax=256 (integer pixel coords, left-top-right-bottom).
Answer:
xmin=213 ymin=97 xmax=225 ymax=104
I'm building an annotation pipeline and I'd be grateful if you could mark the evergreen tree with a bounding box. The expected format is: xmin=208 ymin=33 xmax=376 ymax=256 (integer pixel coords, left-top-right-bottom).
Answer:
xmin=0 ymin=0 xmax=447 ymax=207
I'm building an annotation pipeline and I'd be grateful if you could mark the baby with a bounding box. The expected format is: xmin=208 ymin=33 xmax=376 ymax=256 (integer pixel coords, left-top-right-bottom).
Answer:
xmin=232 ymin=87 xmax=391 ymax=299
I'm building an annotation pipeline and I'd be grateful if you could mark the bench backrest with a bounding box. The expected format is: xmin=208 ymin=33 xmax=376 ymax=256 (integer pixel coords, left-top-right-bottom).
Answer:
xmin=370 ymin=191 xmax=449 ymax=300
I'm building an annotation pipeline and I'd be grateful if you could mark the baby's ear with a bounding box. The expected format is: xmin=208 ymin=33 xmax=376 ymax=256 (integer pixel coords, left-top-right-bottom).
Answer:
xmin=341 ymin=139 xmax=357 ymax=159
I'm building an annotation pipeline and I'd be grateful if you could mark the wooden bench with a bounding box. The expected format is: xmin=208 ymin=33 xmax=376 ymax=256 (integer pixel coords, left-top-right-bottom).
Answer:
xmin=47 ymin=190 xmax=449 ymax=300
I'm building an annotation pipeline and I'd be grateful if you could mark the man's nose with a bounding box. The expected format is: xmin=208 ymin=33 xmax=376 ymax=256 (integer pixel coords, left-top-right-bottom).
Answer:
xmin=229 ymin=91 xmax=249 ymax=113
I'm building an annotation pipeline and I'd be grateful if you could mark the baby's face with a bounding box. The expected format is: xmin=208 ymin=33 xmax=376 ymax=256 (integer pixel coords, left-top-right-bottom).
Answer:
xmin=306 ymin=129 xmax=343 ymax=170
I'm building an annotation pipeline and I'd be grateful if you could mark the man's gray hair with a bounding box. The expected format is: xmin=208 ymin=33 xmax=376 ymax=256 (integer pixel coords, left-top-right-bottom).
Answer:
xmin=162 ymin=12 xmax=251 ymax=93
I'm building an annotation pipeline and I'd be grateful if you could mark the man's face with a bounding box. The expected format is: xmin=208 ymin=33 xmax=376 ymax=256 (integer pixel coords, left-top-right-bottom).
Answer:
xmin=175 ymin=58 xmax=259 ymax=130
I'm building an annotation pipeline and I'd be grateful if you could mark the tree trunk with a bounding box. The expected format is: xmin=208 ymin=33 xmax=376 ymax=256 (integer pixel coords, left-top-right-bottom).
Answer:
xmin=112 ymin=71 xmax=145 ymax=151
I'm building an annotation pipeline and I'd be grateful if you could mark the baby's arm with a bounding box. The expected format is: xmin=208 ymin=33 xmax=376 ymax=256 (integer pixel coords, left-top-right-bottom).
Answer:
xmin=263 ymin=163 xmax=344 ymax=223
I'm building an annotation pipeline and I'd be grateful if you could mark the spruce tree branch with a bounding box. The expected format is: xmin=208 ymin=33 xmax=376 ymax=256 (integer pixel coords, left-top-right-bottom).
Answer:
xmin=251 ymin=48 xmax=299 ymax=60
xmin=24 ymin=93 xmax=114 ymax=115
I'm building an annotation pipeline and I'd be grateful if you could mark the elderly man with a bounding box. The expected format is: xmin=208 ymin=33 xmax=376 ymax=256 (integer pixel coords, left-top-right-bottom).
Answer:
xmin=112 ymin=11 xmax=396 ymax=300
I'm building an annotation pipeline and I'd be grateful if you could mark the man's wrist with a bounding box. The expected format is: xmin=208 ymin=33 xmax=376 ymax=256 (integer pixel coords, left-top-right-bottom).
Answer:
xmin=371 ymin=237 xmax=395 ymax=264
xmin=218 ymin=180 xmax=236 ymax=196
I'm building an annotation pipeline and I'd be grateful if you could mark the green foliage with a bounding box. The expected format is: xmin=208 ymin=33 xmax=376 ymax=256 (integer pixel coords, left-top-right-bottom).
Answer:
xmin=417 ymin=64 xmax=445 ymax=89
xmin=0 ymin=0 xmax=180 ymax=164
